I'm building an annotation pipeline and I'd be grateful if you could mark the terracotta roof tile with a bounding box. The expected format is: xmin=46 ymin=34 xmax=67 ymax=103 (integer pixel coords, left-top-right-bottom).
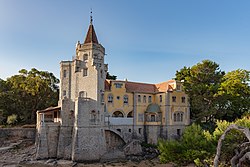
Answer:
xmin=105 ymin=80 xmax=111 ymax=91
xmin=105 ymin=79 xmax=177 ymax=93
xmin=84 ymin=24 xmax=99 ymax=44
xmin=155 ymin=80 xmax=175 ymax=92
xmin=125 ymin=81 xmax=157 ymax=93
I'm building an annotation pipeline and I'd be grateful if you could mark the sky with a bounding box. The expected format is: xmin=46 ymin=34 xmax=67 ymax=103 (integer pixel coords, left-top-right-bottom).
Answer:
xmin=0 ymin=0 xmax=250 ymax=84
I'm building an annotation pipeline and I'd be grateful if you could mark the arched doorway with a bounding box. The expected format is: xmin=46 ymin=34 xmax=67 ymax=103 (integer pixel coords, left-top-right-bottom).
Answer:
xmin=105 ymin=130 xmax=126 ymax=151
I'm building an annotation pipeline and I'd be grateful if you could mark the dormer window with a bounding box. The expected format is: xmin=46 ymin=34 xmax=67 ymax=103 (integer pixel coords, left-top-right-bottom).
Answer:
xmin=176 ymin=84 xmax=181 ymax=91
xmin=114 ymin=83 xmax=123 ymax=88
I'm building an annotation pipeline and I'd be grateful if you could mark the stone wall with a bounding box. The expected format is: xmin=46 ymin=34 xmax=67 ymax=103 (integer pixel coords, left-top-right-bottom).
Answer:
xmin=36 ymin=123 xmax=60 ymax=159
xmin=0 ymin=128 xmax=36 ymax=141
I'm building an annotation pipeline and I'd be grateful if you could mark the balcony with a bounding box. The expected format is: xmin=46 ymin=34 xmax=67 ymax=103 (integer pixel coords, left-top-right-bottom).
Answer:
xmin=105 ymin=117 xmax=133 ymax=125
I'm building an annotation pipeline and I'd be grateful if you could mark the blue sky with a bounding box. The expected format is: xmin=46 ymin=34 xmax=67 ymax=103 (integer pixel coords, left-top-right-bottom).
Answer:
xmin=0 ymin=0 xmax=250 ymax=83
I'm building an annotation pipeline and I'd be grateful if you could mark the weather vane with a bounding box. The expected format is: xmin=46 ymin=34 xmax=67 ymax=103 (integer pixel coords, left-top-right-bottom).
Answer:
xmin=90 ymin=8 xmax=93 ymax=24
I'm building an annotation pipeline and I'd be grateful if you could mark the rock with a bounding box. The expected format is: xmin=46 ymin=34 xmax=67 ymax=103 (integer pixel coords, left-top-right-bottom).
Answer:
xmin=124 ymin=140 xmax=142 ymax=156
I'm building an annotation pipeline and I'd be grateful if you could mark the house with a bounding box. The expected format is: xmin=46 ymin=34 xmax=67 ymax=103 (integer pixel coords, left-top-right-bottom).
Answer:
xmin=36 ymin=16 xmax=190 ymax=161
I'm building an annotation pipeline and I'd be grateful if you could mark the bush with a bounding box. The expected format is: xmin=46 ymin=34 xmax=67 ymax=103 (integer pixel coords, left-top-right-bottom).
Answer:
xmin=212 ymin=117 xmax=250 ymax=164
xmin=158 ymin=124 xmax=215 ymax=166
xmin=158 ymin=117 xmax=250 ymax=166
xmin=7 ymin=114 xmax=18 ymax=125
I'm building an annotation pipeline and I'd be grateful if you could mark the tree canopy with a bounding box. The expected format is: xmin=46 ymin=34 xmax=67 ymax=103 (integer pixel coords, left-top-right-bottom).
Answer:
xmin=106 ymin=72 xmax=117 ymax=80
xmin=176 ymin=60 xmax=250 ymax=124
xmin=0 ymin=68 xmax=59 ymax=124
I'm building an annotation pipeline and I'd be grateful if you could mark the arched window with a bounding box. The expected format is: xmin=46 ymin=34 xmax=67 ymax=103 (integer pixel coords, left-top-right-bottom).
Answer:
xmin=108 ymin=94 xmax=113 ymax=103
xmin=112 ymin=111 xmax=124 ymax=117
xmin=124 ymin=95 xmax=128 ymax=104
xmin=143 ymin=95 xmax=146 ymax=103
xmin=138 ymin=95 xmax=141 ymax=102
xmin=177 ymin=113 xmax=180 ymax=122
xmin=148 ymin=96 xmax=152 ymax=103
xmin=79 ymin=91 xmax=87 ymax=98
xmin=90 ymin=110 xmax=97 ymax=123
xmin=151 ymin=115 xmax=156 ymax=122
xmin=174 ymin=112 xmax=184 ymax=122
xmin=181 ymin=96 xmax=186 ymax=103
xmin=127 ymin=111 xmax=133 ymax=118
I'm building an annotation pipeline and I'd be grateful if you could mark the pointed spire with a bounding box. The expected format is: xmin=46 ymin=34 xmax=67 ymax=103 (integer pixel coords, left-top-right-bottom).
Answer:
xmin=84 ymin=10 xmax=99 ymax=44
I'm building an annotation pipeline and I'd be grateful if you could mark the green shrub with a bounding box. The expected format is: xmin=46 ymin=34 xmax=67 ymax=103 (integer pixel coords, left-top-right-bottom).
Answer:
xmin=158 ymin=117 xmax=250 ymax=166
xmin=7 ymin=114 xmax=18 ymax=125
xmin=158 ymin=124 xmax=215 ymax=166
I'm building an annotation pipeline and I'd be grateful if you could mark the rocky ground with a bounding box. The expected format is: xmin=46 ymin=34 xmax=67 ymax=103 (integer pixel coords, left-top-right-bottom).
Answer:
xmin=0 ymin=139 xmax=194 ymax=167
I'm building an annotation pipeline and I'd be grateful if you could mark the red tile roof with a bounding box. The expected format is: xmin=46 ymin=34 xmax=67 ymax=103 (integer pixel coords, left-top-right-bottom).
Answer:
xmin=105 ymin=80 xmax=111 ymax=91
xmin=84 ymin=24 xmax=99 ymax=44
xmin=155 ymin=80 xmax=175 ymax=92
xmin=105 ymin=79 xmax=177 ymax=93
xmin=125 ymin=81 xmax=157 ymax=93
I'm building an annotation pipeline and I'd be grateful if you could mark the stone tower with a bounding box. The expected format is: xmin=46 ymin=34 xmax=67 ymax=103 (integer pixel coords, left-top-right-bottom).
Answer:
xmin=59 ymin=16 xmax=108 ymax=161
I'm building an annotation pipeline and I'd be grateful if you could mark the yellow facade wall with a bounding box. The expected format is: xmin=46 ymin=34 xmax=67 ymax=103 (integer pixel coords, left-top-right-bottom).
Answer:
xmin=104 ymin=81 xmax=133 ymax=117
xmin=104 ymin=80 xmax=190 ymax=126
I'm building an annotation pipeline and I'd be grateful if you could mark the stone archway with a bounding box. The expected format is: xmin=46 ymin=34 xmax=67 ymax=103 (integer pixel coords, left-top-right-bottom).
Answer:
xmin=112 ymin=111 xmax=124 ymax=117
xmin=105 ymin=130 xmax=126 ymax=151
xmin=127 ymin=111 xmax=133 ymax=118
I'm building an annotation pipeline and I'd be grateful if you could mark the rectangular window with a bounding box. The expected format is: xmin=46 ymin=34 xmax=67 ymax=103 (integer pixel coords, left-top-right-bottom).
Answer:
xmin=148 ymin=96 xmax=152 ymax=103
xmin=108 ymin=94 xmax=113 ymax=103
xmin=83 ymin=68 xmax=88 ymax=76
xmin=172 ymin=96 xmax=176 ymax=102
xmin=63 ymin=70 xmax=67 ymax=78
xmin=63 ymin=90 xmax=66 ymax=96
xmin=181 ymin=96 xmax=186 ymax=103
xmin=114 ymin=83 xmax=123 ymax=88
xmin=124 ymin=95 xmax=128 ymax=104
xmin=76 ymin=66 xmax=80 ymax=72
xmin=176 ymin=84 xmax=181 ymax=91
xmin=101 ymin=93 xmax=104 ymax=104
xmin=138 ymin=128 xmax=142 ymax=134
xmin=138 ymin=114 xmax=144 ymax=122
xmin=151 ymin=115 xmax=156 ymax=122
xmin=177 ymin=129 xmax=181 ymax=136
xmin=84 ymin=54 xmax=88 ymax=61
